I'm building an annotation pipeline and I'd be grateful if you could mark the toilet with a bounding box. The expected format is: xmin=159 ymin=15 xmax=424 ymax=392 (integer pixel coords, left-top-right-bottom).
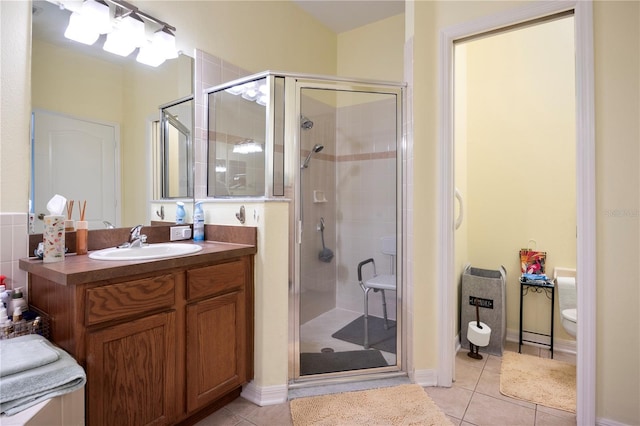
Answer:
xmin=555 ymin=267 xmax=577 ymax=338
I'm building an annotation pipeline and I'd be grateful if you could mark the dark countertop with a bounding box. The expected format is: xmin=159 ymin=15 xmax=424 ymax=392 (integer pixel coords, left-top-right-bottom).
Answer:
xmin=19 ymin=240 xmax=257 ymax=286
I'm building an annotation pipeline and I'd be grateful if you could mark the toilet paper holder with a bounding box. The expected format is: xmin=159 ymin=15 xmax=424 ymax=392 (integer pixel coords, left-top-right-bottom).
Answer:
xmin=467 ymin=298 xmax=491 ymax=360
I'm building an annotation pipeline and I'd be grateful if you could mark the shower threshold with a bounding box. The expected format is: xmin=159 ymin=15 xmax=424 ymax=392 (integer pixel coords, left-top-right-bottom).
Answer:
xmin=288 ymin=372 xmax=410 ymax=399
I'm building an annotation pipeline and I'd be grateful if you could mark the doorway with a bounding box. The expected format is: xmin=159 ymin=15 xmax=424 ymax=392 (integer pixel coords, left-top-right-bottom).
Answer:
xmin=438 ymin=2 xmax=596 ymax=423
xmin=453 ymin=15 xmax=577 ymax=354
xmin=291 ymin=79 xmax=405 ymax=383
xmin=31 ymin=110 xmax=120 ymax=231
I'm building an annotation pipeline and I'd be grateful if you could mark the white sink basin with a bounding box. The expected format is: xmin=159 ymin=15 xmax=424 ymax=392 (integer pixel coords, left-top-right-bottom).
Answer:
xmin=89 ymin=243 xmax=203 ymax=261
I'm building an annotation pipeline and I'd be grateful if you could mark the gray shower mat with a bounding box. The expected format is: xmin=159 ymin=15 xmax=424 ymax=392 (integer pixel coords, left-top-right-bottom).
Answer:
xmin=300 ymin=349 xmax=388 ymax=376
xmin=332 ymin=315 xmax=397 ymax=354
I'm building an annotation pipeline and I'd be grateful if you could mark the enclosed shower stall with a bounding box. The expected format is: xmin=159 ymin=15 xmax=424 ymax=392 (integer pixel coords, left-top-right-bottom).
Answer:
xmin=206 ymin=72 xmax=404 ymax=384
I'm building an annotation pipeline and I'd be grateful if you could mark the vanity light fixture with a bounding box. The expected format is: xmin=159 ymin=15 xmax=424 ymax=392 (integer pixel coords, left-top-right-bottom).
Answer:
xmin=224 ymin=80 xmax=269 ymax=106
xmin=60 ymin=0 xmax=178 ymax=66
xmin=232 ymin=139 xmax=263 ymax=155
xmin=103 ymin=14 xmax=145 ymax=56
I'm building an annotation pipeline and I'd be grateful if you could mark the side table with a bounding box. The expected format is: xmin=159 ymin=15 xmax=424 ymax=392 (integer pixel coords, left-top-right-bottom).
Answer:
xmin=519 ymin=277 xmax=554 ymax=358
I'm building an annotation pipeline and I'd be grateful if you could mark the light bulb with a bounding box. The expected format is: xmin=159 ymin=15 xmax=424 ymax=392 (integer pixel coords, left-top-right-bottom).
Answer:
xmin=64 ymin=12 xmax=100 ymax=45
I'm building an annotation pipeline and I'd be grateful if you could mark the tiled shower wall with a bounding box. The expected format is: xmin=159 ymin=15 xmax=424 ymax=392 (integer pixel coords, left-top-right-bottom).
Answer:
xmin=335 ymin=98 xmax=398 ymax=320
xmin=300 ymin=94 xmax=399 ymax=324
xmin=0 ymin=213 xmax=29 ymax=297
xmin=299 ymin=96 xmax=337 ymax=324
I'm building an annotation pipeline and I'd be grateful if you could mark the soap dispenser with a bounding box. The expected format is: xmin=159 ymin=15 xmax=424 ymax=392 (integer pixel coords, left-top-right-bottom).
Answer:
xmin=193 ymin=202 xmax=205 ymax=242
xmin=176 ymin=202 xmax=186 ymax=224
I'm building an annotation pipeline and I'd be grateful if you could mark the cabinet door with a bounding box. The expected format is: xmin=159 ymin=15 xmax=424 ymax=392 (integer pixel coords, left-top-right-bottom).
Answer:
xmin=87 ymin=311 xmax=176 ymax=426
xmin=186 ymin=290 xmax=246 ymax=413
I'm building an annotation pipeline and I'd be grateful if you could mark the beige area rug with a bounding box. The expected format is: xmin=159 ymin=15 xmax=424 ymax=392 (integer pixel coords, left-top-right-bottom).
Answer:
xmin=500 ymin=351 xmax=576 ymax=413
xmin=290 ymin=384 xmax=452 ymax=425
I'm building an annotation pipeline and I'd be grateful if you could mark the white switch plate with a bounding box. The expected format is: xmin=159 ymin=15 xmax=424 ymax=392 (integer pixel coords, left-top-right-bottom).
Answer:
xmin=170 ymin=225 xmax=192 ymax=241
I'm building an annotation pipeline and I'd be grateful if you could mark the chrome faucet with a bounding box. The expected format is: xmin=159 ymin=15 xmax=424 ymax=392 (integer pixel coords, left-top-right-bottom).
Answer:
xmin=119 ymin=225 xmax=147 ymax=248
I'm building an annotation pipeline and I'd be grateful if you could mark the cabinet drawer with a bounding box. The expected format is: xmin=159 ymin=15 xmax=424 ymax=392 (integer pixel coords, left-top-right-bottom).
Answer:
xmin=86 ymin=274 xmax=175 ymax=325
xmin=187 ymin=259 xmax=246 ymax=301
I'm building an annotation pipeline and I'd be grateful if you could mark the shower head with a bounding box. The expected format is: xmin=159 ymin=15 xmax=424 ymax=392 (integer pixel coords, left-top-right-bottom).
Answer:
xmin=301 ymin=144 xmax=324 ymax=169
xmin=300 ymin=116 xmax=314 ymax=130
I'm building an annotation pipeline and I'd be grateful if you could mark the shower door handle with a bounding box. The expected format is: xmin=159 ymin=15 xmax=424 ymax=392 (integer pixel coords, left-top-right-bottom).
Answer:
xmin=455 ymin=188 xmax=464 ymax=230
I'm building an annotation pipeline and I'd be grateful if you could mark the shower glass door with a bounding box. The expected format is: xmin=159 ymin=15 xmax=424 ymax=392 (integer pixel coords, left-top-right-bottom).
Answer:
xmin=293 ymin=80 xmax=403 ymax=380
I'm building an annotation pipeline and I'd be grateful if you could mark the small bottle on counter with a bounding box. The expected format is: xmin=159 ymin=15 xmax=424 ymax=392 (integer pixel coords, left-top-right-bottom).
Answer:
xmin=0 ymin=277 xmax=9 ymax=309
xmin=10 ymin=287 xmax=27 ymax=316
xmin=76 ymin=220 xmax=88 ymax=255
xmin=193 ymin=202 xmax=205 ymax=242
xmin=176 ymin=202 xmax=186 ymax=224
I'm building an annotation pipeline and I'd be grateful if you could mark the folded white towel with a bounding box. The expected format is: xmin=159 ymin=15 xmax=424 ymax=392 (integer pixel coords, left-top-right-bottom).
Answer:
xmin=0 ymin=336 xmax=60 ymax=377
xmin=0 ymin=335 xmax=86 ymax=416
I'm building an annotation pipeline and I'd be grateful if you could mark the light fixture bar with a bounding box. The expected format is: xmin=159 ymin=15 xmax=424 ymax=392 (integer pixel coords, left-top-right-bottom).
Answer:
xmin=57 ymin=0 xmax=179 ymax=67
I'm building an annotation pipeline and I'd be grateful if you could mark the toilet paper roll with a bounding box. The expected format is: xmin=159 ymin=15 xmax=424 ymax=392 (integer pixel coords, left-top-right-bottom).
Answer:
xmin=467 ymin=321 xmax=491 ymax=347
xmin=556 ymin=276 xmax=576 ymax=290
xmin=43 ymin=215 xmax=65 ymax=263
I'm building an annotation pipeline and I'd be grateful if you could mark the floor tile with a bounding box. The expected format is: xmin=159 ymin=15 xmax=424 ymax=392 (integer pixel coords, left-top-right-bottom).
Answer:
xmin=453 ymin=360 xmax=483 ymax=391
xmin=535 ymin=409 xmax=577 ymax=425
xmin=483 ymin=354 xmax=502 ymax=373
xmin=424 ymin=385 xmax=473 ymax=420
xmin=447 ymin=415 xmax=463 ymax=425
xmin=456 ymin=348 xmax=488 ymax=369
xmin=550 ymin=351 xmax=576 ymax=365
xmin=193 ymin=407 xmax=242 ymax=426
xmin=474 ymin=366 xmax=536 ymax=409
xmin=464 ymin=392 xmax=536 ymax=426
xmin=240 ymin=402 xmax=293 ymax=426
xmin=536 ymin=404 xmax=576 ymax=420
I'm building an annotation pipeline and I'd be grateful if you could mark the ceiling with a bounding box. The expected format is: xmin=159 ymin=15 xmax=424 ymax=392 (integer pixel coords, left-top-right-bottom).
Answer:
xmin=292 ymin=0 xmax=405 ymax=33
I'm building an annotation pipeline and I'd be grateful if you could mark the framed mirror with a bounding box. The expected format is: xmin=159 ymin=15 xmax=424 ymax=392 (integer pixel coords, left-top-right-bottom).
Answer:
xmin=30 ymin=0 xmax=193 ymax=231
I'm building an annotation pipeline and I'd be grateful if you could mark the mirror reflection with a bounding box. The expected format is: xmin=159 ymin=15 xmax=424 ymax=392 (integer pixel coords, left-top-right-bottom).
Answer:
xmin=160 ymin=97 xmax=194 ymax=199
xmin=208 ymin=77 xmax=267 ymax=197
xmin=30 ymin=0 xmax=193 ymax=232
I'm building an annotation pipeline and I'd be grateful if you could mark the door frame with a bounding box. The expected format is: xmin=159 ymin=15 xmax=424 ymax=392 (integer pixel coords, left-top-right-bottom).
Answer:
xmin=289 ymin=76 xmax=406 ymax=384
xmin=437 ymin=1 xmax=595 ymax=424
xmin=31 ymin=108 xmax=121 ymax=228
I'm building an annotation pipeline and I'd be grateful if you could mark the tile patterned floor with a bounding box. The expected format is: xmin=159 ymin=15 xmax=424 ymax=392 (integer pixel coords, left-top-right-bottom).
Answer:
xmin=196 ymin=311 xmax=577 ymax=426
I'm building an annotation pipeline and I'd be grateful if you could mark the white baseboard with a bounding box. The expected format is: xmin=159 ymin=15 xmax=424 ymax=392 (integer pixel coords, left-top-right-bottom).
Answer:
xmin=596 ymin=417 xmax=634 ymax=426
xmin=505 ymin=328 xmax=577 ymax=354
xmin=412 ymin=369 xmax=438 ymax=387
xmin=241 ymin=381 xmax=288 ymax=406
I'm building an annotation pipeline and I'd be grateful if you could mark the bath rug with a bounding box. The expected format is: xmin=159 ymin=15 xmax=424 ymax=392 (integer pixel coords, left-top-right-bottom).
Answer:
xmin=290 ymin=383 xmax=453 ymax=425
xmin=331 ymin=315 xmax=396 ymax=354
xmin=500 ymin=351 xmax=576 ymax=413
xmin=300 ymin=350 xmax=387 ymax=376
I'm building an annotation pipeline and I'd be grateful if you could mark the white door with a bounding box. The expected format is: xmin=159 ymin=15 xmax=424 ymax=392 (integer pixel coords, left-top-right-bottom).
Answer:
xmin=32 ymin=110 xmax=119 ymax=231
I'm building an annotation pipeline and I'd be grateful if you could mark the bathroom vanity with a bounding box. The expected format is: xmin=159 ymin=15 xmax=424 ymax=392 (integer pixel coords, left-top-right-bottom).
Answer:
xmin=19 ymin=235 xmax=256 ymax=426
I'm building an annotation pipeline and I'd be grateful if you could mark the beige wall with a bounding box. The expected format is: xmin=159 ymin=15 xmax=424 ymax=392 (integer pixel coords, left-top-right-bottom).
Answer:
xmin=337 ymin=14 xmax=405 ymax=82
xmin=593 ymin=2 xmax=639 ymax=423
xmin=461 ymin=17 xmax=576 ymax=341
xmin=0 ymin=0 xmax=31 ymax=213
xmin=409 ymin=1 xmax=640 ymax=423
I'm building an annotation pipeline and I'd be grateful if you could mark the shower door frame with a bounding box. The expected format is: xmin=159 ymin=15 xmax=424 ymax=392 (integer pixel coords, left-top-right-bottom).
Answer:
xmin=287 ymin=76 xmax=407 ymax=385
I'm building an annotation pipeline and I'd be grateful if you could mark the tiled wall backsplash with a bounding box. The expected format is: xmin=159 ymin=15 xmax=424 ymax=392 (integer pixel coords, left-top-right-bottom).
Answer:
xmin=0 ymin=213 xmax=29 ymax=298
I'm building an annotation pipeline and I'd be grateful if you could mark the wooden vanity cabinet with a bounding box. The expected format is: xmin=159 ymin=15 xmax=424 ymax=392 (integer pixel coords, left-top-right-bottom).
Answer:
xmin=26 ymin=253 xmax=254 ymax=426
xmin=185 ymin=258 xmax=252 ymax=413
